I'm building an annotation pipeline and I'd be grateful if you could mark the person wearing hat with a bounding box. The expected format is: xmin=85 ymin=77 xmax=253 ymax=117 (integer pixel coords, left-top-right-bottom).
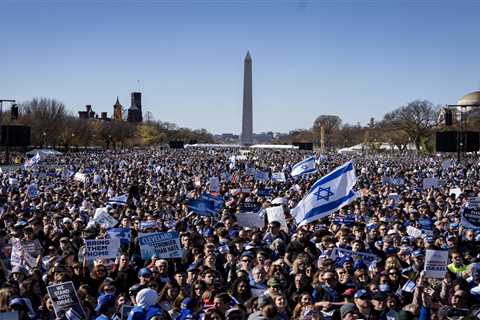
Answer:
xmin=246 ymin=295 xmax=273 ymax=320
xmin=95 ymin=294 xmax=117 ymax=320
xmin=137 ymin=268 xmax=152 ymax=286
xmin=353 ymin=289 xmax=373 ymax=320
xmin=339 ymin=302 xmax=359 ymax=319
xmin=371 ymin=292 xmax=388 ymax=319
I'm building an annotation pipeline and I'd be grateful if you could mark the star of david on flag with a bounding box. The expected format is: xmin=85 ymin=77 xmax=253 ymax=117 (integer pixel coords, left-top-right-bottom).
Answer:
xmin=314 ymin=186 xmax=334 ymax=201
xmin=291 ymin=156 xmax=317 ymax=177
xmin=292 ymin=161 xmax=357 ymax=227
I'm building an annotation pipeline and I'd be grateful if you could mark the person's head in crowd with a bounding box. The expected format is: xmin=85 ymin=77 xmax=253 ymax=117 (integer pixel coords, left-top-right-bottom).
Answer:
xmin=266 ymin=277 xmax=282 ymax=296
xmin=191 ymin=280 xmax=207 ymax=300
xmin=201 ymin=270 xmax=216 ymax=287
xmin=158 ymin=281 xmax=180 ymax=305
xmin=213 ymin=292 xmax=231 ymax=315
xmin=353 ymin=289 xmax=371 ymax=314
xmin=322 ymin=271 xmax=338 ymax=289
xmin=251 ymin=266 xmax=266 ymax=285
xmin=371 ymin=292 xmax=387 ymax=312
xmin=0 ymin=288 xmax=15 ymax=312
xmin=204 ymin=307 xmax=225 ymax=320
xmin=135 ymin=288 xmax=158 ymax=309
xmin=138 ymin=267 xmax=152 ymax=285
xmin=174 ymin=269 xmax=187 ymax=287
xmin=99 ymin=282 xmax=116 ymax=296
xmin=340 ymin=302 xmax=359 ymax=320
xmin=95 ymin=293 xmax=116 ymax=317
xmin=451 ymin=290 xmax=468 ymax=309
xmin=267 ymin=221 xmax=281 ymax=236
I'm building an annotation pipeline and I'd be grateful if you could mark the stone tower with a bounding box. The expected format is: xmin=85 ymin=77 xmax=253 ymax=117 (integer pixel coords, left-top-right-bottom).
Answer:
xmin=127 ymin=92 xmax=143 ymax=123
xmin=241 ymin=51 xmax=253 ymax=146
xmin=113 ymin=97 xmax=123 ymax=121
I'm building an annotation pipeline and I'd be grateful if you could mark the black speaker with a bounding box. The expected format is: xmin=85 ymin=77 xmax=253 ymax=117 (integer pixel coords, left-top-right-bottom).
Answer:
xmin=11 ymin=104 xmax=19 ymax=120
xmin=293 ymin=142 xmax=313 ymax=150
xmin=0 ymin=125 xmax=31 ymax=147
xmin=169 ymin=141 xmax=184 ymax=149
xmin=436 ymin=131 xmax=479 ymax=152
xmin=445 ymin=109 xmax=453 ymax=126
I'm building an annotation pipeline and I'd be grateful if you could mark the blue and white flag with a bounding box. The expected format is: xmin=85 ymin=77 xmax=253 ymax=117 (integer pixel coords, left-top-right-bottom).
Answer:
xmin=108 ymin=194 xmax=128 ymax=206
xmin=23 ymin=153 xmax=41 ymax=169
xmin=186 ymin=199 xmax=217 ymax=216
xmin=255 ymin=170 xmax=268 ymax=182
xmin=290 ymin=156 xmax=317 ymax=177
xmin=272 ymin=172 xmax=286 ymax=183
xmin=293 ymin=161 xmax=357 ymax=226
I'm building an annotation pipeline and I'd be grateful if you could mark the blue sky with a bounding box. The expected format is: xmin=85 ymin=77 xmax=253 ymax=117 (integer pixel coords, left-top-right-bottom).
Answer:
xmin=1 ymin=0 xmax=480 ymax=134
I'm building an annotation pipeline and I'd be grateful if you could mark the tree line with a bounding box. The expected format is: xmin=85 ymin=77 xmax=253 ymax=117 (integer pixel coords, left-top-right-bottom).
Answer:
xmin=3 ymin=98 xmax=215 ymax=149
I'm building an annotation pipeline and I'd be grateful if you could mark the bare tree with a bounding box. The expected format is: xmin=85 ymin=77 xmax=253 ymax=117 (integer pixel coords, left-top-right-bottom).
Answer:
xmin=383 ymin=100 xmax=438 ymax=151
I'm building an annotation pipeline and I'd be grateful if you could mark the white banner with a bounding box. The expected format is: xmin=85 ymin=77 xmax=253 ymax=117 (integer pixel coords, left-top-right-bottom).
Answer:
xmin=138 ymin=232 xmax=183 ymax=260
xmin=406 ymin=226 xmax=424 ymax=239
xmin=74 ymin=172 xmax=87 ymax=183
xmin=266 ymin=206 xmax=287 ymax=231
xmin=94 ymin=208 xmax=118 ymax=229
xmin=84 ymin=238 xmax=120 ymax=261
xmin=424 ymin=249 xmax=449 ymax=278
xmin=272 ymin=172 xmax=286 ymax=183
xmin=236 ymin=211 xmax=265 ymax=229
xmin=330 ymin=247 xmax=380 ymax=264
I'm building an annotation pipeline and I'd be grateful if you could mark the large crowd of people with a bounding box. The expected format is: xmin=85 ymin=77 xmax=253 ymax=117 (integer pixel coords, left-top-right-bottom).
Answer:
xmin=1 ymin=147 xmax=480 ymax=320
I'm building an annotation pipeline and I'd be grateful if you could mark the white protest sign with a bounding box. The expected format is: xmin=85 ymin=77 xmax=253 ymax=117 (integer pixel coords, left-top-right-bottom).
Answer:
xmin=422 ymin=177 xmax=439 ymax=190
xmin=27 ymin=184 xmax=38 ymax=198
xmin=424 ymin=249 xmax=449 ymax=278
xmin=236 ymin=211 xmax=265 ymax=229
xmin=74 ymin=172 xmax=86 ymax=183
xmin=94 ymin=208 xmax=118 ymax=229
xmin=266 ymin=206 xmax=287 ymax=232
xmin=8 ymin=178 xmax=18 ymax=187
xmin=84 ymin=238 xmax=120 ymax=261
xmin=450 ymin=188 xmax=462 ymax=198
xmin=194 ymin=176 xmax=201 ymax=187
xmin=330 ymin=247 xmax=380 ymax=264
xmin=406 ymin=226 xmax=424 ymax=239
xmin=272 ymin=172 xmax=286 ymax=183
xmin=138 ymin=232 xmax=183 ymax=260
xmin=388 ymin=193 xmax=400 ymax=207
xmin=461 ymin=198 xmax=480 ymax=229
xmin=10 ymin=241 xmax=36 ymax=269
xmin=93 ymin=174 xmax=102 ymax=185
xmin=210 ymin=177 xmax=220 ymax=193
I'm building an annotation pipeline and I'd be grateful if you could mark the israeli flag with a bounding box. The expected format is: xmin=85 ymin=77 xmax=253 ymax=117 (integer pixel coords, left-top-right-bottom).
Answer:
xmin=108 ymin=194 xmax=129 ymax=206
xmin=23 ymin=153 xmax=41 ymax=169
xmin=293 ymin=161 xmax=357 ymax=226
xmin=290 ymin=156 xmax=317 ymax=177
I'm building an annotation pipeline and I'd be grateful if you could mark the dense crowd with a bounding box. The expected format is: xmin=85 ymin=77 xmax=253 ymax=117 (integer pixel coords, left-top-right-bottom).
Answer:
xmin=1 ymin=147 xmax=480 ymax=320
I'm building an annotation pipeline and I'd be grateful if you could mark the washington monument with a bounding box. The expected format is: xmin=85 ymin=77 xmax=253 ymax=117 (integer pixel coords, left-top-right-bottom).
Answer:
xmin=241 ymin=51 xmax=253 ymax=146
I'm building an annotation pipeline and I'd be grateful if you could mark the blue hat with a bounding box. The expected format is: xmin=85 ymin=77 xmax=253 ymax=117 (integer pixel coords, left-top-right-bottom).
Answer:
xmin=241 ymin=251 xmax=254 ymax=259
xmin=385 ymin=247 xmax=398 ymax=255
xmin=353 ymin=260 xmax=367 ymax=271
xmin=95 ymin=294 xmax=116 ymax=312
xmin=138 ymin=267 xmax=152 ymax=277
xmin=412 ymin=250 xmax=424 ymax=258
xmin=354 ymin=289 xmax=370 ymax=299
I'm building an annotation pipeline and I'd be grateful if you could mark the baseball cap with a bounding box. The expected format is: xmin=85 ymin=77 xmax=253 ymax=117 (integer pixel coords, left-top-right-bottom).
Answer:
xmin=354 ymin=289 xmax=370 ymax=299
xmin=95 ymin=294 xmax=116 ymax=312
xmin=371 ymin=292 xmax=387 ymax=300
xmin=412 ymin=250 xmax=424 ymax=258
xmin=138 ymin=268 xmax=152 ymax=278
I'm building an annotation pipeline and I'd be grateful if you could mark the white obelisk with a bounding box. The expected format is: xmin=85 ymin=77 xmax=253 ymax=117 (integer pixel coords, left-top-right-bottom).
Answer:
xmin=241 ymin=51 xmax=253 ymax=146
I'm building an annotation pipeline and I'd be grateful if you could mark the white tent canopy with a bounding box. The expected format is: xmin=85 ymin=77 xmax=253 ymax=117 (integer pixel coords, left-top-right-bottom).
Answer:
xmin=26 ymin=149 xmax=63 ymax=157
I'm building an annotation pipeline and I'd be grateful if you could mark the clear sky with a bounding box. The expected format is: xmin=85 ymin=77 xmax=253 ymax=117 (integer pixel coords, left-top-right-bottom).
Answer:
xmin=1 ymin=0 xmax=480 ymax=134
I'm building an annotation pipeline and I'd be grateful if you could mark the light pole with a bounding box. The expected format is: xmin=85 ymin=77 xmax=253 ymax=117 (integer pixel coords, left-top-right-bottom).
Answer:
xmin=43 ymin=131 xmax=47 ymax=148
